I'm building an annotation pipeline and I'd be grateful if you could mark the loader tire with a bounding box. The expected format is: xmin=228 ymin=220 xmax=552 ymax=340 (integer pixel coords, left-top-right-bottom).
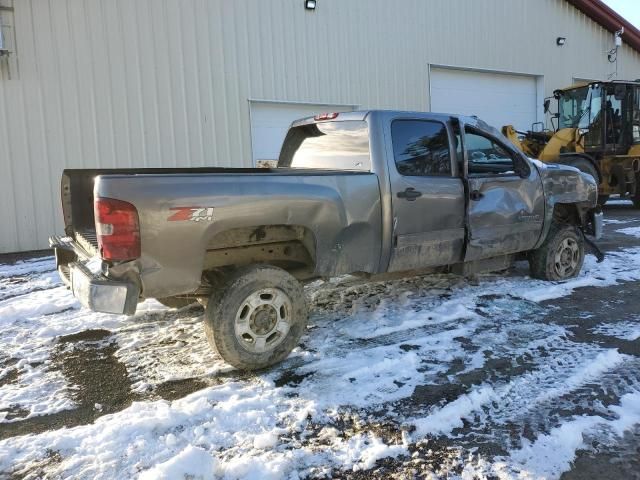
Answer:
xmin=561 ymin=157 xmax=599 ymax=183
xmin=634 ymin=175 xmax=640 ymax=209
xmin=204 ymin=264 xmax=307 ymax=370
xmin=529 ymin=223 xmax=585 ymax=281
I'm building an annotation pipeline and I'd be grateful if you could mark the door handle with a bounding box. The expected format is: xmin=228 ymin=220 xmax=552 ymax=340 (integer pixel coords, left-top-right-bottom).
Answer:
xmin=470 ymin=190 xmax=484 ymax=201
xmin=397 ymin=188 xmax=422 ymax=201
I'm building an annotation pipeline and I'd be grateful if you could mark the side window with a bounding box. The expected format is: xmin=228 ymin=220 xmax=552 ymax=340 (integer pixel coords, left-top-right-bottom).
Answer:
xmin=391 ymin=120 xmax=451 ymax=176
xmin=464 ymin=129 xmax=515 ymax=175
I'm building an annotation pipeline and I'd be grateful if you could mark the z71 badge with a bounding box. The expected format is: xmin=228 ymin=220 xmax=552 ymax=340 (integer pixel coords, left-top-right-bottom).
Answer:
xmin=168 ymin=207 xmax=215 ymax=222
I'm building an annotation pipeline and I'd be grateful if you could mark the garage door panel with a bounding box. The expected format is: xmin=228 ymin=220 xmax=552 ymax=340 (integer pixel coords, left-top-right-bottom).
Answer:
xmin=430 ymin=68 xmax=538 ymax=131
xmin=250 ymin=102 xmax=354 ymax=164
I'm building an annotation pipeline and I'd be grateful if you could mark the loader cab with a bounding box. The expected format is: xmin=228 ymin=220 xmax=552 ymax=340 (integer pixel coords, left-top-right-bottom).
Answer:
xmin=555 ymin=81 xmax=640 ymax=155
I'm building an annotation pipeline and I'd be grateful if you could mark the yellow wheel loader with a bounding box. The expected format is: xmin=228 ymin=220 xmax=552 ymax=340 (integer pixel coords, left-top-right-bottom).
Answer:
xmin=502 ymin=80 xmax=640 ymax=206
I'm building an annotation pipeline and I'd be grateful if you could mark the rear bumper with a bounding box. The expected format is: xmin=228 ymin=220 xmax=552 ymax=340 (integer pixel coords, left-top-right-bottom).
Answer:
xmin=49 ymin=236 xmax=139 ymax=315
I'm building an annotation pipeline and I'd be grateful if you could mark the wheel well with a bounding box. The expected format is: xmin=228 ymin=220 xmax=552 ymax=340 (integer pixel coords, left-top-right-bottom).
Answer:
xmin=202 ymin=225 xmax=316 ymax=278
xmin=552 ymin=203 xmax=582 ymax=226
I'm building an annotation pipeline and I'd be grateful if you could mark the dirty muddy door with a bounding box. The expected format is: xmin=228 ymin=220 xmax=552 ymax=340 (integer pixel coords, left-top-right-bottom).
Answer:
xmin=386 ymin=118 xmax=465 ymax=272
xmin=461 ymin=126 xmax=545 ymax=261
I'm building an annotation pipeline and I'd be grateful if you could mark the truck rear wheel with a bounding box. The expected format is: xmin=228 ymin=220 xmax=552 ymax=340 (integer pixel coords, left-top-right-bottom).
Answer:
xmin=204 ymin=265 xmax=307 ymax=370
xmin=529 ymin=223 xmax=585 ymax=281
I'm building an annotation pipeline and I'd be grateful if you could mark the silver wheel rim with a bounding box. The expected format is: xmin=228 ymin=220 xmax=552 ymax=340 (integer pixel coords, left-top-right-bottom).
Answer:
xmin=234 ymin=288 xmax=292 ymax=353
xmin=553 ymin=237 xmax=580 ymax=278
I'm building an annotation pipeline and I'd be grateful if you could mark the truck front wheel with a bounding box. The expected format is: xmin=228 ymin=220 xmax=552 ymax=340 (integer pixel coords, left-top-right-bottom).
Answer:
xmin=529 ymin=223 xmax=585 ymax=281
xmin=204 ymin=265 xmax=307 ymax=370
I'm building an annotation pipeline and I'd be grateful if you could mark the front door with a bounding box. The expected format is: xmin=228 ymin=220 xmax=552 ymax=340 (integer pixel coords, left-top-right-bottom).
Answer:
xmin=386 ymin=118 xmax=465 ymax=272
xmin=461 ymin=126 xmax=545 ymax=261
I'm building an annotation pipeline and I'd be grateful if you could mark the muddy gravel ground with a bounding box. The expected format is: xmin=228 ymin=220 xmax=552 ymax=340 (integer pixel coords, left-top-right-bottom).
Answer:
xmin=0 ymin=202 xmax=639 ymax=479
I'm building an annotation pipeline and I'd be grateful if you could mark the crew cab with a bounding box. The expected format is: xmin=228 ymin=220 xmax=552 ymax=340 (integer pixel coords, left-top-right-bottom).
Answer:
xmin=50 ymin=111 xmax=603 ymax=369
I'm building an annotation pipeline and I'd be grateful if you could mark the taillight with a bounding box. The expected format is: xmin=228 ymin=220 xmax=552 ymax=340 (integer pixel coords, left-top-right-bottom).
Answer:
xmin=94 ymin=197 xmax=141 ymax=261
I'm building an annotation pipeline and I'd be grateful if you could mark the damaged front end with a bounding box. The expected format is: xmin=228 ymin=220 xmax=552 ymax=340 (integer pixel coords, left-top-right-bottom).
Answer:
xmin=532 ymin=159 xmax=604 ymax=261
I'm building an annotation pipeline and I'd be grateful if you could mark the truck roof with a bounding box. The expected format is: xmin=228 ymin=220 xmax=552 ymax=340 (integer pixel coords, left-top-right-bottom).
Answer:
xmin=289 ymin=109 xmax=481 ymax=128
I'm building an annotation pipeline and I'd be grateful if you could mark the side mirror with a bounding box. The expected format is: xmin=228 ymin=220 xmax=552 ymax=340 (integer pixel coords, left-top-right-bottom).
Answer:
xmin=544 ymin=99 xmax=551 ymax=113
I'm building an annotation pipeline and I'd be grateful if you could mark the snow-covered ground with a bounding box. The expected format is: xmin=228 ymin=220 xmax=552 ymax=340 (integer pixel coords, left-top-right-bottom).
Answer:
xmin=1 ymin=212 xmax=640 ymax=479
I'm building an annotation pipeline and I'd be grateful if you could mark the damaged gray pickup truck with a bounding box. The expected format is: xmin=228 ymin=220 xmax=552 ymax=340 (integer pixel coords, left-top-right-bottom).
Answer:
xmin=50 ymin=110 xmax=603 ymax=369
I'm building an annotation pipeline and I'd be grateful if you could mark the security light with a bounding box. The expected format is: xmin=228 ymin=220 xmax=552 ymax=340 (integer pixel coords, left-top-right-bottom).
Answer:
xmin=305 ymin=0 xmax=317 ymax=10
xmin=615 ymin=27 xmax=624 ymax=47
xmin=556 ymin=37 xmax=566 ymax=46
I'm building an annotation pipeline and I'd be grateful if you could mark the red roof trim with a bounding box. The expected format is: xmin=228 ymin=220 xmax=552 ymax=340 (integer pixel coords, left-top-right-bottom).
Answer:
xmin=566 ymin=0 xmax=640 ymax=54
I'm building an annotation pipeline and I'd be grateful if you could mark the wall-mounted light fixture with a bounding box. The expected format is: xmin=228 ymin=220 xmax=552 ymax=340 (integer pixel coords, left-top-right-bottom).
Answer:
xmin=556 ymin=37 xmax=566 ymax=46
xmin=305 ymin=0 xmax=317 ymax=10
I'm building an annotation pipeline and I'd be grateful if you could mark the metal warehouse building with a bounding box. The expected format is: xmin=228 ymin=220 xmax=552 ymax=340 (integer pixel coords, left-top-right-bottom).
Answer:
xmin=1 ymin=0 xmax=640 ymax=253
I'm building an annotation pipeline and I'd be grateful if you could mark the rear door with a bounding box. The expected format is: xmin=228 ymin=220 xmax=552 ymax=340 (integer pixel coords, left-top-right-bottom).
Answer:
xmin=386 ymin=118 xmax=465 ymax=272
xmin=460 ymin=125 xmax=545 ymax=261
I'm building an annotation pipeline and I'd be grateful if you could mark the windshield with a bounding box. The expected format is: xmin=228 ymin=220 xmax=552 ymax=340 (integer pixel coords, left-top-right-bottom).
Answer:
xmin=278 ymin=120 xmax=371 ymax=170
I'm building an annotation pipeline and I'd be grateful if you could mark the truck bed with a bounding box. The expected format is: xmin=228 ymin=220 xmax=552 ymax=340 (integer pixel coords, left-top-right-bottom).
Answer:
xmin=61 ymin=167 xmax=371 ymax=244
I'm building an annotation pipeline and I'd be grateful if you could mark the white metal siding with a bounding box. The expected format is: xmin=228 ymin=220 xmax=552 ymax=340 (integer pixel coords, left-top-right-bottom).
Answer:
xmin=2 ymin=0 xmax=640 ymax=252
xmin=249 ymin=102 xmax=355 ymax=164
xmin=430 ymin=68 xmax=539 ymax=131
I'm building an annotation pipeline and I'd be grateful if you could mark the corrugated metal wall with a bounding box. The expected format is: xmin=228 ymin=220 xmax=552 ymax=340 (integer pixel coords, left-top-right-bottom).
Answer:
xmin=1 ymin=0 xmax=640 ymax=253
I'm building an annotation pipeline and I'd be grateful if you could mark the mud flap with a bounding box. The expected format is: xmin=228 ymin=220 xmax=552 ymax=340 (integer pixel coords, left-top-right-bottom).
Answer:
xmin=583 ymin=234 xmax=605 ymax=263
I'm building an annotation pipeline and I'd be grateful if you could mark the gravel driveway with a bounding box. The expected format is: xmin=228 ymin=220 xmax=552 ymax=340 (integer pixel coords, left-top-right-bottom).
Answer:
xmin=0 ymin=201 xmax=639 ymax=479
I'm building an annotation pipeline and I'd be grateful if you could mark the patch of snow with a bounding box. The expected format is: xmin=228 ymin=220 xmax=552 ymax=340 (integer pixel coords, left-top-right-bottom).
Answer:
xmin=414 ymin=385 xmax=496 ymax=436
xmin=462 ymin=390 xmax=640 ymax=479
xmin=607 ymin=199 xmax=633 ymax=205
xmin=0 ymin=257 xmax=56 ymax=279
xmin=0 ymin=381 xmax=407 ymax=479
xmin=616 ymin=226 xmax=640 ymax=238
xmin=502 ymin=389 xmax=640 ymax=479
xmin=253 ymin=431 xmax=279 ymax=450
xmin=592 ymin=320 xmax=640 ymax=341
xmin=507 ymin=416 xmax=603 ymax=479
xmin=413 ymin=349 xmax=626 ymax=440
xmin=335 ymin=433 xmax=408 ymax=471
xmin=341 ymin=300 xmax=478 ymax=340
xmin=602 ymin=218 xmax=631 ymax=225
xmin=138 ymin=445 xmax=216 ymax=480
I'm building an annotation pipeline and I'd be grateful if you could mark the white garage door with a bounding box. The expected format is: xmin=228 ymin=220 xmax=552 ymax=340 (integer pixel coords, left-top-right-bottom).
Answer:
xmin=430 ymin=68 xmax=539 ymax=131
xmin=250 ymin=102 xmax=355 ymax=165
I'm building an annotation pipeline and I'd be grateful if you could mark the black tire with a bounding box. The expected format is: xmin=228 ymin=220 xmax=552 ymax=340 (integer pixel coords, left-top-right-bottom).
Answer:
xmin=634 ymin=175 xmax=640 ymax=209
xmin=157 ymin=296 xmax=198 ymax=309
xmin=529 ymin=223 xmax=585 ymax=281
xmin=204 ymin=264 xmax=307 ymax=370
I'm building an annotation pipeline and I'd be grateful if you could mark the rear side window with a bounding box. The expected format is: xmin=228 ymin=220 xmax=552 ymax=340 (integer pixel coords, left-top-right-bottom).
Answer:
xmin=278 ymin=121 xmax=371 ymax=171
xmin=391 ymin=120 xmax=451 ymax=176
